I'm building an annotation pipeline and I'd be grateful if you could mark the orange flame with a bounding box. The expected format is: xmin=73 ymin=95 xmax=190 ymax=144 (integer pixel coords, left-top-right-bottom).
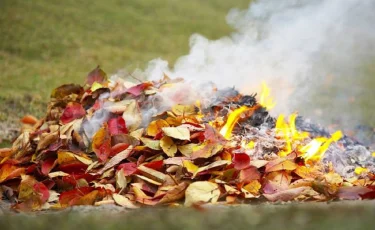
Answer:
xmin=260 ymin=82 xmax=276 ymax=110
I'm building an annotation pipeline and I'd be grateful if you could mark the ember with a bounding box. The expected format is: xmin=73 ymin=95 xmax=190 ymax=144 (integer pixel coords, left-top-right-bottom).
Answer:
xmin=1 ymin=67 xmax=375 ymax=211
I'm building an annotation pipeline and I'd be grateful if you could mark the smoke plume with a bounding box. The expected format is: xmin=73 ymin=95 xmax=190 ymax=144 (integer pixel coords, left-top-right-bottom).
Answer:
xmin=143 ymin=0 xmax=375 ymax=128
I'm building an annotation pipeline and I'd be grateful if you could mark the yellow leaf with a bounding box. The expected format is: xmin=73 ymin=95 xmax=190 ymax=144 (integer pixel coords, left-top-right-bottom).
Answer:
xmin=112 ymin=194 xmax=138 ymax=209
xmin=130 ymin=128 xmax=144 ymax=140
xmin=122 ymin=100 xmax=142 ymax=132
xmin=116 ymin=169 xmax=127 ymax=190
xmin=171 ymin=104 xmax=197 ymax=116
xmin=243 ymin=180 xmax=262 ymax=195
xmin=185 ymin=181 xmax=220 ymax=207
xmin=160 ymin=136 xmax=177 ymax=157
xmin=57 ymin=151 xmax=76 ymax=165
xmin=162 ymin=127 xmax=190 ymax=140
xmin=140 ymin=137 xmax=161 ymax=150
xmin=182 ymin=160 xmax=199 ymax=174
xmin=178 ymin=144 xmax=197 ymax=157
xmin=147 ymin=120 xmax=169 ymax=136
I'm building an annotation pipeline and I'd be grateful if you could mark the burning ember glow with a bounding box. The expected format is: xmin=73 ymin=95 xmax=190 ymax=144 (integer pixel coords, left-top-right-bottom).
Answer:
xmin=1 ymin=67 xmax=375 ymax=211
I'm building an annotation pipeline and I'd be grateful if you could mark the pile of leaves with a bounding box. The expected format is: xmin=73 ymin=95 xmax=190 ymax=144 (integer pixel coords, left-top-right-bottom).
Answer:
xmin=1 ymin=67 xmax=375 ymax=212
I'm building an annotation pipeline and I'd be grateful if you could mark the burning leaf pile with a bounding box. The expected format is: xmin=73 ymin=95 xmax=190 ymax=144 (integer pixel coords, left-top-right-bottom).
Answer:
xmin=1 ymin=67 xmax=375 ymax=211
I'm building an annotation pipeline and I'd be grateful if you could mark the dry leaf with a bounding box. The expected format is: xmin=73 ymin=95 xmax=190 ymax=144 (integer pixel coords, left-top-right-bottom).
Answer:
xmin=160 ymin=136 xmax=177 ymax=157
xmin=113 ymin=194 xmax=138 ymax=209
xmin=185 ymin=181 xmax=220 ymax=207
xmin=162 ymin=127 xmax=190 ymax=140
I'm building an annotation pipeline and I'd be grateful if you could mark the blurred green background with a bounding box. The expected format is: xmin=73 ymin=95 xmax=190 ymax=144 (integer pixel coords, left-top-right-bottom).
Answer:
xmin=0 ymin=0 xmax=249 ymax=127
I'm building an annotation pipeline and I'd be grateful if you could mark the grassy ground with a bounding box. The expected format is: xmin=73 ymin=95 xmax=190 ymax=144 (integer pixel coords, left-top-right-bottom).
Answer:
xmin=0 ymin=0 xmax=249 ymax=132
xmin=1 ymin=201 xmax=375 ymax=230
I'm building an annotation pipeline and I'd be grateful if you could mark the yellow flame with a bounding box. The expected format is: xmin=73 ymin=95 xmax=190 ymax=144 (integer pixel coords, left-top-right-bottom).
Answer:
xmin=260 ymin=82 xmax=276 ymax=109
xmin=241 ymin=140 xmax=255 ymax=149
xmin=275 ymin=113 xmax=309 ymax=157
xmin=301 ymin=130 xmax=343 ymax=162
xmin=220 ymin=106 xmax=249 ymax=139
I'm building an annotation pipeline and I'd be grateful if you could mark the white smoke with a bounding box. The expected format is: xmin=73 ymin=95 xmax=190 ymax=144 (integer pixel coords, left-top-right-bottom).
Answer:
xmin=144 ymin=0 xmax=375 ymax=127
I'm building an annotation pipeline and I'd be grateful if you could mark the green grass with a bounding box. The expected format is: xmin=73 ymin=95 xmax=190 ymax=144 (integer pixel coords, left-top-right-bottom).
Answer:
xmin=0 ymin=0 xmax=249 ymax=123
xmin=1 ymin=202 xmax=375 ymax=230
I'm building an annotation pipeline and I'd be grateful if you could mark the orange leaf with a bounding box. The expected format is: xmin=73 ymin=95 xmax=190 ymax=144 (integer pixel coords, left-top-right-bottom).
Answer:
xmin=92 ymin=123 xmax=111 ymax=162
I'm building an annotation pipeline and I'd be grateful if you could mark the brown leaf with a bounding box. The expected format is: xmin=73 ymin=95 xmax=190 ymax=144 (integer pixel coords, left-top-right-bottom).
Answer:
xmin=137 ymin=165 xmax=166 ymax=183
xmin=159 ymin=182 xmax=189 ymax=204
xmin=265 ymin=158 xmax=297 ymax=173
xmin=113 ymin=194 xmax=138 ymax=208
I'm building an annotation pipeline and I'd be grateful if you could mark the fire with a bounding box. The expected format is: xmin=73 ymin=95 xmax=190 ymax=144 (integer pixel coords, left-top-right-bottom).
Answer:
xmin=275 ymin=112 xmax=343 ymax=161
xmin=220 ymin=106 xmax=250 ymax=139
xmin=300 ymin=130 xmax=343 ymax=162
xmin=275 ymin=113 xmax=309 ymax=157
xmin=260 ymin=81 xmax=276 ymax=109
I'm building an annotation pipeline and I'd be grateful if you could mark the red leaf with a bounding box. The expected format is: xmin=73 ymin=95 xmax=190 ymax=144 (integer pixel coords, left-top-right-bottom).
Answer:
xmin=59 ymin=187 xmax=95 ymax=207
xmin=59 ymin=162 xmax=88 ymax=174
xmin=117 ymin=162 xmax=138 ymax=176
xmin=126 ymin=82 xmax=152 ymax=96
xmin=144 ymin=160 xmax=164 ymax=171
xmin=108 ymin=116 xmax=128 ymax=135
xmin=33 ymin=182 xmax=50 ymax=203
xmin=62 ymin=173 xmax=97 ymax=186
xmin=233 ymin=153 xmax=250 ymax=170
xmin=86 ymin=66 xmax=107 ymax=86
xmin=238 ymin=166 xmax=261 ymax=184
xmin=110 ymin=143 xmax=130 ymax=157
xmin=41 ymin=158 xmax=56 ymax=175
xmin=60 ymin=103 xmax=86 ymax=124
